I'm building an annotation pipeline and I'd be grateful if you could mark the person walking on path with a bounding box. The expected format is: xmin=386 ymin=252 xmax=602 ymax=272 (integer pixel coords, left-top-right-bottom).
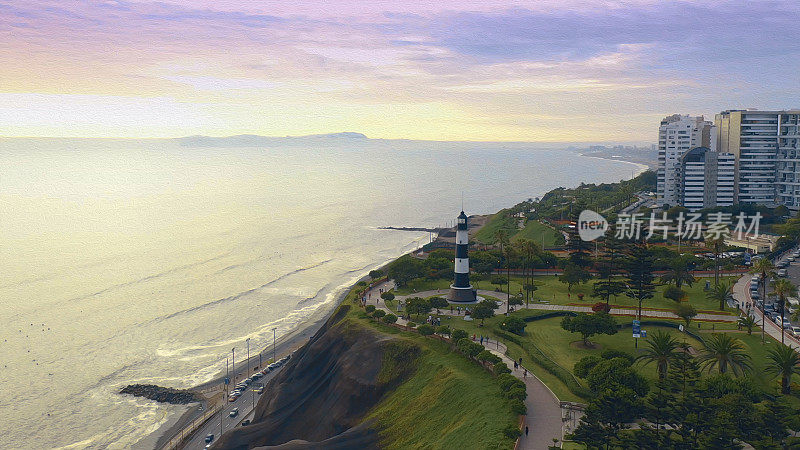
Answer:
xmin=525 ymin=426 xmax=529 ymax=437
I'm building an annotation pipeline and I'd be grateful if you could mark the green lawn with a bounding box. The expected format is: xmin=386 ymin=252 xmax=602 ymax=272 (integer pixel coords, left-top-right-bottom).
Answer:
xmin=512 ymin=219 xmax=564 ymax=247
xmin=474 ymin=210 xmax=518 ymax=244
xmin=335 ymin=284 xmax=519 ymax=449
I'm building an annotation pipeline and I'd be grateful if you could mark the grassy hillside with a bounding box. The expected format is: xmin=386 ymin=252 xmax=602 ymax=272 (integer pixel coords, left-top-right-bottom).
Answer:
xmin=334 ymin=284 xmax=519 ymax=449
xmin=512 ymin=219 xmax=564 ymax=247
xmin=474 ymin=210 xmax=518 ymax=244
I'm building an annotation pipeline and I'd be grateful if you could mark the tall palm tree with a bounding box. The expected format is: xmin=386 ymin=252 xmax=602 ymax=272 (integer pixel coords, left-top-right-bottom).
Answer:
xmin=772 ymin=278 xmax=798 ymax=344
xmin=636 ymin=330 xmax=680 ymax=379
xmin=660 ymin=256 xmax=696 ymax=289
xmin=706 ymin=281 xmax=733 ymax=311
xmin=751 ymin=258 xmax=777 ymax=343
xmin=706 ymin=237 xmax=725 ymax=286
xmin=698 ymin=333 xmax=752 ymax=376
xmin=738 ymin=314 xmax=757 ymax=335
xmin=765 ymin=344 xmax=800 ymax=394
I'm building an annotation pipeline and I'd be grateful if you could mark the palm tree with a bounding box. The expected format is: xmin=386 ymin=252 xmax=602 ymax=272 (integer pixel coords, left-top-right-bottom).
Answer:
xmin=738 ymin=315 xmax=757 ymax=335
xmin=772 ymin=278 xmax=798 ymax=344
xmin=765 ymin=344 xmax=800 ymax=394
xmin=636 ymin=330 xmax=680 ymax=379
xmin=660 ymin=256 xmax=696 ymax=289
xmin=698 ymin=333 xmax=752 ymax=376
xmin=751 ymin=258 xmax=777 ymax=343
xmin=706 ymin=281 xmax=733 ymax=311
xmin=706 ymin=237 xmax=725 ymax=286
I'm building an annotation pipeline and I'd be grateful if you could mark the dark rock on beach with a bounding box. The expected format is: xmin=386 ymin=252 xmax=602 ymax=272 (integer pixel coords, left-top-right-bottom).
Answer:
xmin=120 ymin=384 xmax=201 ymax=405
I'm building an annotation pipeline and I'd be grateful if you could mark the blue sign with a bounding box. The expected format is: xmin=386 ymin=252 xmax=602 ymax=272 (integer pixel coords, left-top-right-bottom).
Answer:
xmin=641 ymin=330 xmax=647 ymax=338
xmin=224 ymin=377 xmax=230 ymax=385
xmin=632 ymin=320 xmax=641 ymax=338
xmin=744 ymin=253 xmax=752 ymax=265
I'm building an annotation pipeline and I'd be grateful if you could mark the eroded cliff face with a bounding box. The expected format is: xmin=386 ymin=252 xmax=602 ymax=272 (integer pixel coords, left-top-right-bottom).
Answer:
xmin=214 ymin=306 xmax=419 ymax=450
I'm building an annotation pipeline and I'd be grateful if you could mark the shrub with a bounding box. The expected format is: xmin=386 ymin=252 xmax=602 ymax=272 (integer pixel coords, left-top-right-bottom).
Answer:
xmin=600 ymin=349 xmax=635 ymax=364
xmin=381 ymin=291 xmax=395 ymax=301
xmin=435 ymin=325 xmax=451 ymax=337
xmin=510 ymin=398 xmax=527 ymax=415
xmin=429 ymin=297 xmax=449 ymax=309
xmin=357 ymin=280 xmax=367 ymax=286
xmin=369 ymin=269 xmax=384 ymax=279
xmin=365 ymin=305 xmax=376 ymax=313
xmin=477 ymin=350 xmax=502 ymax=365
xmin=457 ymin=338 xmax=483 ymax=358
xmin=498 ymin=373 xmax=519 ymax=390
xmin=494 ymin=361 xmax=512 ymax=375
xmin=663 ymin=285 xmax=686 ymax=302
xmin=452 ymin=329 xmax=468 ymax=341
xmin=372 ymin=309 xmax=386 ymax=319
xmin=591 ymin=302 xmax=611 ymax=313
xmin=417 ymin=324 xmax=435 ymax=336
xmin=382 ymin=314 xmax=398 ymax=324
xmin=499 ymin=317 xmax=526 ymax=335
xmin=407 ymin=321 xmax=417 ymax=328
xmin=503 ymin=424 xmax=522 ymax=439
xmin=574 ymin=356 xmax=602 ymax=378
xmin=505 ymin=385 xmax=527 ymax=401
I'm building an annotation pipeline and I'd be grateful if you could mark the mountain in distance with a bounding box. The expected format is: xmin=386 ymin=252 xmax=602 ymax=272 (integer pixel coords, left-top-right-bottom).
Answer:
xmin=178 ymin=132 xmax=368 ymax=147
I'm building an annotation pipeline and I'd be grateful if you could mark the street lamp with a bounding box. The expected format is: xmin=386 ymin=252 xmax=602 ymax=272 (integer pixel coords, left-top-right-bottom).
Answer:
xmin=272 ymin=328 xmax=277 ymax=363
xmin=247 ymin=337 xmax=254 ymax=409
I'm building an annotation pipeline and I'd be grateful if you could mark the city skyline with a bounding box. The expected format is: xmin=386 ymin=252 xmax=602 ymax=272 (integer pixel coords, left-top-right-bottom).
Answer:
xmin=1 ymin=0 xmax=799 ymax=140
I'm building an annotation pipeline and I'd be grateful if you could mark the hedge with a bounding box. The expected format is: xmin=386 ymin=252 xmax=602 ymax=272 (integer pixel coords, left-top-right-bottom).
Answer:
xmin=616 ymin=320 xmax=706 ymax=344
xmin=522 ymin=311 xmax=577 ymax=322
xmin=495 ymin=329 xmax=591 ymax=399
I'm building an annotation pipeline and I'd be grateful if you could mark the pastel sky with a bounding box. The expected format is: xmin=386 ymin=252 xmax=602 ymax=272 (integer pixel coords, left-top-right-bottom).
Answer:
xmin=1 ymin=0 xmax=799 ymax=141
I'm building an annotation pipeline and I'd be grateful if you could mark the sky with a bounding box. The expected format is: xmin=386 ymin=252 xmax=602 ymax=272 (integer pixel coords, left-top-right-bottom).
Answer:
xmin=1 ymin=0 xmax=799 ymax=141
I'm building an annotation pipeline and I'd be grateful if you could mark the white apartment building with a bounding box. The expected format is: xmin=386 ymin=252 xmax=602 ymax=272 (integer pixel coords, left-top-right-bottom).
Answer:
xmin=657 ymin=114 xmax=714 ymax=207
xmin=680 ymin=147 xmax=735 ymax=211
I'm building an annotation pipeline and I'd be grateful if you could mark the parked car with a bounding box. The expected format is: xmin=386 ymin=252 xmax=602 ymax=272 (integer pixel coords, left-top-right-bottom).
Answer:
xmin=791 ymin=326 xmax=800 ymax=336
xmin=255 ymin=386 xmax=264 ymax=394
xmin=205 ymin=434 xmax=214 ymax=443
xmin=779 ymin=269 xmax=788 ymax=277
xmin=241 ymin=420 xmax=251 ymax=426
xmin=751 ymin=293 xmax=760 ymax=300
xmin=789 ymin=256 xmax=796 ymax=262
xmin=229 ymin=408 xmax=239 ymax=418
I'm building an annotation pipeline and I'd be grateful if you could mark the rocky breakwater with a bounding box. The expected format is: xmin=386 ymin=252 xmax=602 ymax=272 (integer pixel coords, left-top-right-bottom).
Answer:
xmin=119 ymin=384 xmax=201 ymax=404
xmin=213 ymin=305 xmax=421 ymax=449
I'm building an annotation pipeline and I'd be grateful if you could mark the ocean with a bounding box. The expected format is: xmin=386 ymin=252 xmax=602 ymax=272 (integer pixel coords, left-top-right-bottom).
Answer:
xmin=0 ymin=137 xmax=644 ymax=448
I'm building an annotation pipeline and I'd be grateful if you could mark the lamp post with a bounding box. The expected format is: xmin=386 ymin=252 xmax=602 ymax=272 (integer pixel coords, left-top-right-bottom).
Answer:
xmin=231 ymin=348 xmax=235 ymax=384
xmin=247 ymin=338 xmax=254 ymax=409
xmin=272 ymin=328 xmax=277 ymax=363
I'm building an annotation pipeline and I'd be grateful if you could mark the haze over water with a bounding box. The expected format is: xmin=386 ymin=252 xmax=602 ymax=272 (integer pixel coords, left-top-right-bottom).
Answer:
xmin=0 ymin=137 xmax=643 ymax=448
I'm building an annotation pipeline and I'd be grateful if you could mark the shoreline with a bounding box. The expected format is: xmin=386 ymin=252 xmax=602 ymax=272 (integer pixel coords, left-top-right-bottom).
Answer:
xmin=578 ymin=153 xmax=653 ymax=173
xmin=149 ymin=269 xmax=378 ymax=449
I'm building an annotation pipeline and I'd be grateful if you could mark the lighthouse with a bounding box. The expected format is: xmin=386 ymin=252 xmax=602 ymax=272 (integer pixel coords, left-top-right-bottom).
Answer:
xmin=448 ymin=211 xmax=477 ymax=303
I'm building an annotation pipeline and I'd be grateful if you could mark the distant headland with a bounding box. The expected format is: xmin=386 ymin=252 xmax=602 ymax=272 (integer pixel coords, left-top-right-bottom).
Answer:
xmin=177 ymin=132 xmax=368 ymax=147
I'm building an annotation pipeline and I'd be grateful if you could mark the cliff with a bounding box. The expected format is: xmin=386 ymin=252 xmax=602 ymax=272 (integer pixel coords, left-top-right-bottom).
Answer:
xmin=212 ymin=306 xmax=420 ymax=449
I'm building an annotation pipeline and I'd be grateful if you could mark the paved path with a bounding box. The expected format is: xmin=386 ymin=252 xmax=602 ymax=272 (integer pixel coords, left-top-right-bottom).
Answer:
xmin=366 ymin=283 xmax=566 ymax=448
xmin=390 ymin=289 xmax=737 ymax=323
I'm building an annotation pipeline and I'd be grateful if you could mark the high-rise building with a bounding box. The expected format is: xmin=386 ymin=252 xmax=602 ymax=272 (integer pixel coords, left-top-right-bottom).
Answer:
xmin=715 ymin=110 xmax=800 ymax=208
xmin=657 ymin=114 xmax=715 ymax=207
xmin=680 ymin=147 xmax=735 ymax=211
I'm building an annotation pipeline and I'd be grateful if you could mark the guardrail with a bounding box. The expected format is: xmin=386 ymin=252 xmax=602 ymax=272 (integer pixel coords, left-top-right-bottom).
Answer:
xmin=161 ymin=402 xmax=224 ymax=450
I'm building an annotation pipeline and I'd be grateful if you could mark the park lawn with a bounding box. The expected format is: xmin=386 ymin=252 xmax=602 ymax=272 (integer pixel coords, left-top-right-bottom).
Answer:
xmin=512 ymin=219 xmax=564 ymax=247
xmin=499 ymin=275 xmax=740 ymax=314
xmin=338 ymin=285 xmax=519 ymax=449
xmin=392 ymin=278 xmax=452 ymax=295
xmin=474 ymin=210 xmax=518 ymax=244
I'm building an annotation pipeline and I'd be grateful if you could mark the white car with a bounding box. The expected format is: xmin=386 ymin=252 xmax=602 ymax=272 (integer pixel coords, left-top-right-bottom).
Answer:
xmin=791 ymin=326 xmax=800 ymax=336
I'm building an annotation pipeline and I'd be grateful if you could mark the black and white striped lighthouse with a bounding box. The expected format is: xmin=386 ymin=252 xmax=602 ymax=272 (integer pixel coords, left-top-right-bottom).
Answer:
xmin=448 ymin=211 xmax=477 ymax=303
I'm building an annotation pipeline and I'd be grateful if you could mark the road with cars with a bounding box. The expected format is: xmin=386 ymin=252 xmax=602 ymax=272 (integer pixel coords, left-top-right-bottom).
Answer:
xmin=184 ymin=355 xmax=291 ymax=449
xmin=738 ymin=245 xmax=800 ymax=349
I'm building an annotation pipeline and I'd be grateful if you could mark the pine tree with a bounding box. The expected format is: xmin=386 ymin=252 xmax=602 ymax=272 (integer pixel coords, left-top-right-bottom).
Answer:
xmin=624 ymin=241 xmax=655 ymax=319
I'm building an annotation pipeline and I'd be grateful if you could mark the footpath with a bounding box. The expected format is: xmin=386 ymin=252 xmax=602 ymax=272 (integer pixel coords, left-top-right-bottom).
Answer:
xmin=366 ymin=281 xmax=567 ymax=449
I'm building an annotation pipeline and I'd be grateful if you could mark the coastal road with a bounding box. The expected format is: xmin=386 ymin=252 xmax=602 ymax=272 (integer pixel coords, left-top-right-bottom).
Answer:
xmin=182 ymin=365 xmax=285 ymax=450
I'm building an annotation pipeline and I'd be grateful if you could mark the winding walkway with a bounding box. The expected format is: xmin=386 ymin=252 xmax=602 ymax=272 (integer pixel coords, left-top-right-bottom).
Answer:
xmin=366 ymin=282 xmax=564 ymax=448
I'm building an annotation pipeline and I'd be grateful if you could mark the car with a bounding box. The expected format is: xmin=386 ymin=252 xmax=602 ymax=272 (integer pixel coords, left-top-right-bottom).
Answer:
xmin=229 ymin=408 xmax=239 ymax=418
xmin=255 ymin=386 xmax=264 ymax=394
xmin=789 ymin=256 xmax=796 ymax=262
xmin=783 ymin=321 xmax=793 ymax=329
xmin=205 ymin=434 xmax=214 ymax=443
xmin=791 ymin=326 xmax=800 ymax=336
xmin=779 ymin=269 xmax=788 ymax=277
xmin=241 ymin=420 xmax=251 ymax=426
xmin=751 ymin=293 xmax=760 ymax=300
xmin=751 ymin=276 xmax=760 ymax=282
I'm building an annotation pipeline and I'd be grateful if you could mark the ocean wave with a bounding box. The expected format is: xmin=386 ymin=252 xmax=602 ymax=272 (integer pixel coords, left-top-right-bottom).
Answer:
xmin=146 ymin=259 xmax=333 ymax=326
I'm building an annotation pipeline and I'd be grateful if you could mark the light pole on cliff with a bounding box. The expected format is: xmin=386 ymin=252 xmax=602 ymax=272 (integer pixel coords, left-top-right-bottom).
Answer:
xmin=272 ymin=328 xmax=277 ymax=363
xmin=231 ymin=347 xmax=235 ymax=384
